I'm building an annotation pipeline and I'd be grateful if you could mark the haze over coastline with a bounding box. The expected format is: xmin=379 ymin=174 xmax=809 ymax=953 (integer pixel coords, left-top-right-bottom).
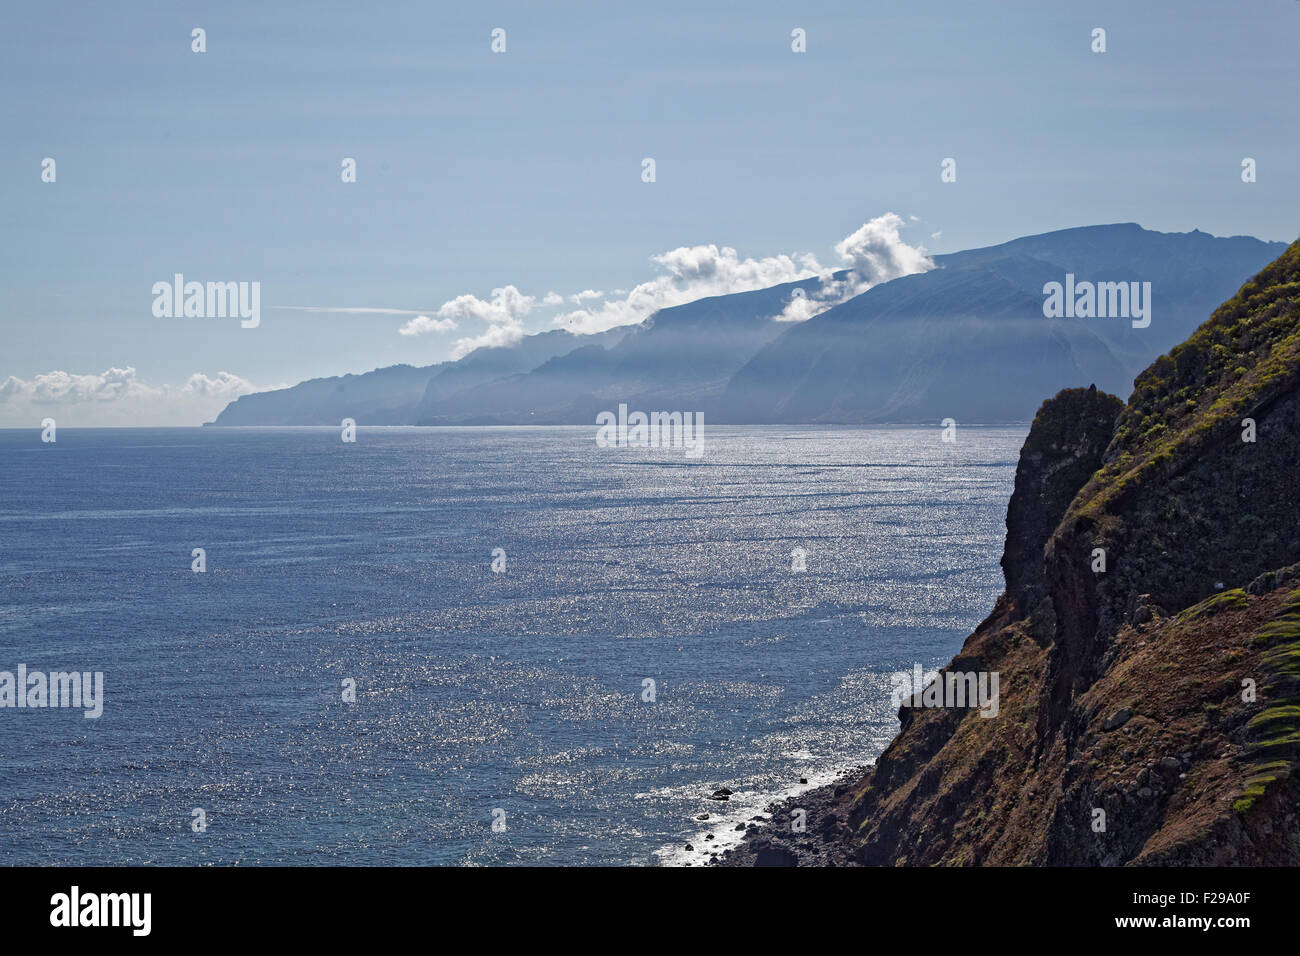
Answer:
xmin=3 ymin=0 xmax=1298 ymax=426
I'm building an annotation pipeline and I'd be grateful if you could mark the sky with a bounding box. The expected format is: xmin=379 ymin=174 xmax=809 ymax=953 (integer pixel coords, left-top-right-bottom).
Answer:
xmin=2 ymin=0 xmax=1298 ymax=425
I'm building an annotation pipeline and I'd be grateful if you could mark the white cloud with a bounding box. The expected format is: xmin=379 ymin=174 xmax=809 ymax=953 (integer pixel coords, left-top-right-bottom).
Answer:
xmin=397 ymin=213 xmax=935 ymax=355
xmin=397 ymin=314 xmax=458 ymax=336
xmin=834 ymin=213 xmax=933 ymax=283
xmin=546 ymin=212 xmax=932 ymax=332
xmin=449 ymin=321 xmax=528 ymax=357
xmin=550 ymin=246 xmax=829 ymax=334
xmin=399 ymin=285 xmax=536 ymax=358
xmin=439 ymin=285 xmax=533 ymax=325
xmin=0 ymin=367 xmax=273 ymax=426
xmin=776 ymin=288 xmax=826 ymax=323
xmin=773 ymin=213 xmax=934 ymax=321
xmin=176 ymin=371 xmax=266 ymax=400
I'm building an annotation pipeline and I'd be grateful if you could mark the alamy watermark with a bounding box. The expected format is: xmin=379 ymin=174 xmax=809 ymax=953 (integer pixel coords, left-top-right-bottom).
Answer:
xmin=50 ymin=886 xmax=150 ymax=936
xmin=152 ymin=274 xmax=261 ymax=328
xmin=1042 ymin=274 xmax=1151 ymax=328
xmin=889 ymin=663 xmax=999 ymax=718
xmin=0 ymin=665 xmax=103 ymax=718
xmin=595 ymin=404 xmax=704 ymax=458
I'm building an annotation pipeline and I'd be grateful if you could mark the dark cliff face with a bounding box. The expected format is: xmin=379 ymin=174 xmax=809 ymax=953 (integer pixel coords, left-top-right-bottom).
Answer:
xmin=1042 ymin=245 xmax=1300 ymax=722
xmin=720 ymin=238 xmax=1300 ymax=867
xmin=1001 ymin=386 xmax=1123 ymax=613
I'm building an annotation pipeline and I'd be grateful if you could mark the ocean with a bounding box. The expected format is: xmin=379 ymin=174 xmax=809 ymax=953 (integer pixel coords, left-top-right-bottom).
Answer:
xmin=0 ymin=425 xmax=1025 ymax=865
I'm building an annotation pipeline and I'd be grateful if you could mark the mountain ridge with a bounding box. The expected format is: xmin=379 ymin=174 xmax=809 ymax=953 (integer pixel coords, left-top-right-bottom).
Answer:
xmin=208 ymin=224 xmax=1288 ymax=427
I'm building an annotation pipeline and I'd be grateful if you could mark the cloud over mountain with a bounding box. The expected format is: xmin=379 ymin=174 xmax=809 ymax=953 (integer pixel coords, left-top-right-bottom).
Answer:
xmin=776 ymin=212 xmax=935 ymax=321
xmin=400 ymin=284 xmax=537 ymax=358
xmin=289 ymin=215 xmax=933 ymax=357
xmin=553 ymin=212 xmax=932 ymax=331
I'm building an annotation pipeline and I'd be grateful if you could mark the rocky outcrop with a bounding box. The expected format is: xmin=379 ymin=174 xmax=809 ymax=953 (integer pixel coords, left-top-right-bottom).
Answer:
xmin=719 ymin=237 xmax=1300 ymax=867
xmin=1001 ymin=386 xmax=1123 ymax=612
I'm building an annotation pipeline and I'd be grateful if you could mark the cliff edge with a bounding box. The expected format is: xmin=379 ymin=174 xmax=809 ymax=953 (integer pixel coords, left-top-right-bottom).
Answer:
xmin=720 ymin=238 xmax=1300 ymax=866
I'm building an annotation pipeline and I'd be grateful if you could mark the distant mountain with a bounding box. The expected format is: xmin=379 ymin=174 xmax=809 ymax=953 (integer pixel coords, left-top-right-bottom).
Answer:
xmin=209 ymin=224 xmax=1288 ymax=426
xmin=411 ymin=277 xmax=833 ymax=424
xmin=210 ymin=362 xmax=437 ymax=426
xmin=209 ymin=327 xmax=626 ymax=426
xmin=412 ymin=326 xmax=627 ymax=420
xmin=718 ymin=224 xmax=1288 ymax=422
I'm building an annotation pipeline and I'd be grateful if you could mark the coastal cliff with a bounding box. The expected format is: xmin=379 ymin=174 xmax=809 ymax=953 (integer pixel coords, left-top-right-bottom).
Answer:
xmin=720 ymin=238 xmax=1300 ymax=866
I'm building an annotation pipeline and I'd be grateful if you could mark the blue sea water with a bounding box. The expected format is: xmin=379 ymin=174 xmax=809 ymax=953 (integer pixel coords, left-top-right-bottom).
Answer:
xmin=0 ymin=425 xmax=1025 ymax=866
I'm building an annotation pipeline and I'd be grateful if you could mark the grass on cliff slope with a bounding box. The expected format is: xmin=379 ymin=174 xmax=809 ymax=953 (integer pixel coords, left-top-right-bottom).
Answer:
xmin=1235 ymin=588 xmax=1300 ymax=815
xmin=1067 ymin=240 xmax=1300 ymax=523
xmin=1177 ymin=587 xmax=1249 ymax=624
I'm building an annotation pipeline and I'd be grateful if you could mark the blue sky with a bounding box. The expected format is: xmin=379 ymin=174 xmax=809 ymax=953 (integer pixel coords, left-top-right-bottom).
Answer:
xmin=2 ymin=0 xmax=1298 ymax=424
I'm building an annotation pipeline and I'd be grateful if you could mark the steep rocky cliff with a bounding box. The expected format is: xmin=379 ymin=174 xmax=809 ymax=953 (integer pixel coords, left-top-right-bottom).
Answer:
xmin=721 ymin=238 xmax=1300 ymax=866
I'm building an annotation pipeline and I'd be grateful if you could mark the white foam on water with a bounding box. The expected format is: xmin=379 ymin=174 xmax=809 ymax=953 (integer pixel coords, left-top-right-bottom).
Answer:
xmin=653 ymin=759 xmax=874 ymax=867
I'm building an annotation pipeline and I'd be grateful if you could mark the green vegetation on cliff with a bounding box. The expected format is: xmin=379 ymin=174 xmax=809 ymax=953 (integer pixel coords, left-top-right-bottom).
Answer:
xmin=723 ymin=237 xmax=1300 ymax=866
xmin=1237 ymin=589 xmax=1300 ymax=814
xmin=778 ymin=236 xmax=1300 ymax=866
xmin=1072 ymin=240 xmax=1300 ymax=522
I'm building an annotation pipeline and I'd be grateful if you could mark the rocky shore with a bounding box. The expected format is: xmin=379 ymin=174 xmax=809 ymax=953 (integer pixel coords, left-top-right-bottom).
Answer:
xmin=711 ymin=772 xmax=862 ymax=867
